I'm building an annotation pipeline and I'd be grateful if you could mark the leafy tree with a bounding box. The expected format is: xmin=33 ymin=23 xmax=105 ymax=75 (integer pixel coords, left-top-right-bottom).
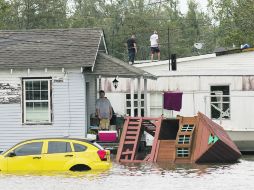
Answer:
xmin=0 ymin=0 xmax=12 ymax=29
xmin=5 ymin=0 xmax=68 ymax=29
xmin=208 ymin=0 xmax=254 ymax=48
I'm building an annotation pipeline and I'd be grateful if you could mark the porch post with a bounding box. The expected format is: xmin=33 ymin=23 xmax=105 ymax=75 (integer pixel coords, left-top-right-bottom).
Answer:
xmin=137 ymin=77 xmax=141 ymax=116
xmin=144 ymin=78 xmax=148 ymax=116
xmin=130 ymin=78 xmax=135 ymax=117
xmin=98 ymin=75 xmax=102 ymax=90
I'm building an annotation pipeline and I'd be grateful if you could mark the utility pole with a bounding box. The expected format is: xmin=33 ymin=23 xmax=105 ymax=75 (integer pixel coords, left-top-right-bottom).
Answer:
xmin=168 ymin=27 xmax=171 ymax=71
xmin=111 ymin=29 xmax=114 ymax=55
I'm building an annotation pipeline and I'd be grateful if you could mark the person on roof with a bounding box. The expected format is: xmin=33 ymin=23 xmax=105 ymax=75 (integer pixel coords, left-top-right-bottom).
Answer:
xmin=127 ymin=34 xmax=137 ymax=65
xmin=150 ymin=30 xmax=160 ymax=62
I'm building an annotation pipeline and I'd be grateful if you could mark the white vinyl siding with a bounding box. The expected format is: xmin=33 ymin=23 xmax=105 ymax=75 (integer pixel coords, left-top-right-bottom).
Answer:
xmin=0 ymin=69 xmax=87 ymax=151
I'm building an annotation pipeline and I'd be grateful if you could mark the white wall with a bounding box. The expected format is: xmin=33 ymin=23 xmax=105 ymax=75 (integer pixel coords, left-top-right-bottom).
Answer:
xmin=106 ymin=92 xmax=127 ymax=115
xmin=0 ymin=68 xmax=87 ymax=151
xmin=103 ymin=75 xmax=254 ymax=131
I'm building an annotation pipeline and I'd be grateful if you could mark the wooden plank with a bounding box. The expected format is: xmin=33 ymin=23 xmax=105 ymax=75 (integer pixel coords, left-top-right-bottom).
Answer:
xmin=125 ymin=136 xmax=137 ymax=140
xmin=126 ymin=131 xmax=138 ymax=135
xmin=128 ymin=122 xmax=140 ymax=125
xmin=149 ymin=117 xmax=163 ymax=162
xmin=127 ymin=126 xmax=138 ymax=130
xmin=124 ymin=141 xmax=135 ymax=144
xmin=130 ymin=118 xmax=143 ymax=161
xmin=121 ymin=151 xmax=133 ymax=155
xmin=116 ymin=117 xmax=130 ymax=162
xmin=156 ymin=140 xmax=175 ymax=162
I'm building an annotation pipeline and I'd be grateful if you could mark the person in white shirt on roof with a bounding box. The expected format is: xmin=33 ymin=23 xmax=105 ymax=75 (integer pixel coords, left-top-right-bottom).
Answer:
xmin=150 ymin=30 xmax=160 ymax=62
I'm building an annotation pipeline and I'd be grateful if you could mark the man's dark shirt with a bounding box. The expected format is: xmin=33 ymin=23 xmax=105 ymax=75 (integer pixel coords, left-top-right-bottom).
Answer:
xmin=127 ymin=38 xmax=136 ymax=50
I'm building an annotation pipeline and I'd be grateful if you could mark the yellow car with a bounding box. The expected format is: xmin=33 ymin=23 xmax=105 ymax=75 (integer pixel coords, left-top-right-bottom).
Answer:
xmin=0 ymin=138 xmax=111 ymax=172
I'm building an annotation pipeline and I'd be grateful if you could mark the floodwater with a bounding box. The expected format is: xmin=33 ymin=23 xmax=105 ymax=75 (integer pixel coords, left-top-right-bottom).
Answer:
xmin=1 ymin=155 xmax=254 ymax=190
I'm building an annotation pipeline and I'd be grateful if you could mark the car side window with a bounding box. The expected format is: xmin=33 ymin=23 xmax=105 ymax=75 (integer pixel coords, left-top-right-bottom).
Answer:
xmin=73 ymin=143 xmax=87 ymax=152
xmin=13 ymin=142 xmax=43 ymax=156
xmin=47 ymin=141 xmax=71 ymax=154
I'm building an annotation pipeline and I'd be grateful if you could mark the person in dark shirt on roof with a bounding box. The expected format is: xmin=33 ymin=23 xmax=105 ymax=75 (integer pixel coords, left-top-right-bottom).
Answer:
xmin=127 ymin=34 xmax=137 ymax=65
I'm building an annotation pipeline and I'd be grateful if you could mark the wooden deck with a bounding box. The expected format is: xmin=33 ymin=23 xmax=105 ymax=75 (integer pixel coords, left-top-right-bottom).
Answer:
xmin=116 ymin=113 xmax=241 ymax=163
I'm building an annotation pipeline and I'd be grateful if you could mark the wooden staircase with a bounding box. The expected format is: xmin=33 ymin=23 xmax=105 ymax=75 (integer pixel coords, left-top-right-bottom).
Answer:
xmin=116 ymin=116 xmax=162 ymax=163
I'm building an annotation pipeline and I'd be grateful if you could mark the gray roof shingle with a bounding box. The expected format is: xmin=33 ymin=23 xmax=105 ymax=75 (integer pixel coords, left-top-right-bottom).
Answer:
xmin=0 ymin=28 xmax=103 ymax=68
xmin=0 ymin=28 xmax=155 ymax=79
xmin=89 ymin=53 xmax=156 ymax=79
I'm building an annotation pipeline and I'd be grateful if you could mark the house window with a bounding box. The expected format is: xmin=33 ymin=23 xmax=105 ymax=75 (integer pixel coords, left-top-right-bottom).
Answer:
xmin=23 ymin=78 xmax=52 ymax=124
xmin=178 ymin=135 xmax=191 ymax=144
xmin=181 ymin=124 xmax=194 ymax=132
xmin=126 ymin=93 xmax=144 ymax=116
xmin=176 ymin=148 xmax=189 ymax=157
xmin=210 ymin=85 xmax=230 ymax=119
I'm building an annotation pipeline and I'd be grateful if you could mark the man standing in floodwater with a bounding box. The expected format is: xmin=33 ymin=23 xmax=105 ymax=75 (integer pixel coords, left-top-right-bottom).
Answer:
xmin=150 ymin=30 xmax=160 ymax=62
xmin=127 ymin=34 xmax=137 ymax=65
xmin=96 ymin=90 xmax=113 ymax=130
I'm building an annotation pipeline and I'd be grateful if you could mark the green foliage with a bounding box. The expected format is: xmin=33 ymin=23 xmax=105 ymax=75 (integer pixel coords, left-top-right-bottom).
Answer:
xmin=208 ymin=0 xmax=254 ymax=47
xmin=0 ymin=0 xmax=253 ymax=60
xmin=0 ymin=0 xmax=11 ymax=29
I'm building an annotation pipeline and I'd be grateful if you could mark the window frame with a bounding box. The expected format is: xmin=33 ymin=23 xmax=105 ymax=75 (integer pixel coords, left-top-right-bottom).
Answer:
xmin=210 ymin=85 xmax=231 ymax=120
xmin=176 ymin=147 xmax=190 ymax=158
xmin=12 ymin=142 xmax=43 ymax=156
xmin=22 ymin=78 xmax=52 ymax=124
xmin=126 ymin=93 xmax=145 ymax=116
xmin=47 ymin=141 xmax=72 ymax=154
xmin=73 ymin=143 xmax=87 ymax=152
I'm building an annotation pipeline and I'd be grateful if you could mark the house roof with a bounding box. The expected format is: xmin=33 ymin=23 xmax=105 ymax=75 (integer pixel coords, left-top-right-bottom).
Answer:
xmin=134 ymin=51 xmax=254 ymax=76
xmin=0 ymin=28 xmax=103 ymax=69
xmin=0 ymin=28 xmax=155 ymax=79
xmin=88 ymin=53 xmax=156 ymax=79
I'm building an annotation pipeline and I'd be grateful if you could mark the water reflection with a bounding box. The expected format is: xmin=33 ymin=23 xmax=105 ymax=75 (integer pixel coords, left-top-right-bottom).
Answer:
xmin=0 ymin=156 xmax=254 ymax=190
xmin=0 ymin=169 xmax=111 ymax=180
xmin=115 ymin=161 xmax=234 ymax=177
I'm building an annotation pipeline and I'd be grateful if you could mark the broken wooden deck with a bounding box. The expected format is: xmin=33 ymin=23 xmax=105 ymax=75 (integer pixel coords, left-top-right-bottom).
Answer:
xmin=116 ymin=112 xmax=241 ymax=163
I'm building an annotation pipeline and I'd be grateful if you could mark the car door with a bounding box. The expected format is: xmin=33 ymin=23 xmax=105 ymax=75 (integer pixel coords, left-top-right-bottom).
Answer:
xmin=43 ymin=140 xmax=73 ymax=171
xmin=7 ymin=141 xmax=43 ymax=171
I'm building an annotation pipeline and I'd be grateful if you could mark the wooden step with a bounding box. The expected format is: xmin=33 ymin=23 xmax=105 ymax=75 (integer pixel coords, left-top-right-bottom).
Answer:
xmin=124 ymin=141 xmax=135 ymax=144
xmin=144 ymin=154 xmax=151 ymax=161
xmin=128 ymin=126 xmax=138 ymax=130
xmin=121 ymin=150 xmax=134 ymax=155
xmin=125 ymin=136 xmax=137 ymax=140
xmin=128 ymin=122 xmax=139 ymax=126
xmin=126 ymin=131 xmax=138 ymax=135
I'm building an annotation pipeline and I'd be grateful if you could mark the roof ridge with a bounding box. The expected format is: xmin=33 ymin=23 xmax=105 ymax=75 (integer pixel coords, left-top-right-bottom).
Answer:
xmin=98 ymin=53 xmax=156 ymax=78
xmin=0 ymin=28 xmax=103 ymax=33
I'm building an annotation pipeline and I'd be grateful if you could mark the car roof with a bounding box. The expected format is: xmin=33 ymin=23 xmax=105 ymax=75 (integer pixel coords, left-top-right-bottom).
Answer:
xmin=22 ymin=137 xmax=94 ymax=143
xmin=2 ymin=138 xmax=98 ymax=155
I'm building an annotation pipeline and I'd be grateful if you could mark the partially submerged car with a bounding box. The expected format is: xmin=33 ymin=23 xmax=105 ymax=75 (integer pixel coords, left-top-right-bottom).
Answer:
xmin=0 ymin=138 xmax=111 ymax=172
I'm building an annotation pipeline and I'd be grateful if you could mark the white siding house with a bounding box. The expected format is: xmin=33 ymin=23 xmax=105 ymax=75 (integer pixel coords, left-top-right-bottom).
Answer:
xmin=0 ymin=29 xmax=155 ymax=151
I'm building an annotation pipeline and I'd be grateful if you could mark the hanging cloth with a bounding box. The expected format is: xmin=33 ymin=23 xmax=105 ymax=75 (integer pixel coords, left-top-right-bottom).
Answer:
xmin=163 ymin=91 xmax=183 ymax=111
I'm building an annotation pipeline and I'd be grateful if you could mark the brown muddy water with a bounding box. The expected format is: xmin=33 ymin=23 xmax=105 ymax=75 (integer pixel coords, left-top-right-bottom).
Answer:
xmin=0 ymin=155 xmax=254 ymax=190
